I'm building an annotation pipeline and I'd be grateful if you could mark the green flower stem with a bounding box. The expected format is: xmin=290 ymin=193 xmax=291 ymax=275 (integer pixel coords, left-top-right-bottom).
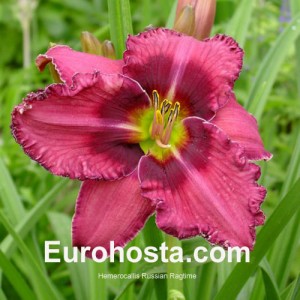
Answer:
xmin=165 ymin=234 xmax=185 ymax=299
xmin=22 ymin=20 xmax=31 ymax=69
xmin=107 ymin=0 xmax=133 ymax=58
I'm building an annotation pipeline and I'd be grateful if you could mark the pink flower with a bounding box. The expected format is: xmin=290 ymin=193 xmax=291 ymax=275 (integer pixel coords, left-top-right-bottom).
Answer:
xmin=11 ymin=29 xmax=271 ymax=257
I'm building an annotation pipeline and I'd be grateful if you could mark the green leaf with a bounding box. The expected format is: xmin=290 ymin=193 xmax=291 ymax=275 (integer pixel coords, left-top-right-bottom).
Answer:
xmin=166 ymin=0 xmax=178 ymax=28
xmin=245 ymin=13 xmax=300 ymax=120
xmin=1 ymin=180 xmax=67 ymax=257
xmin=291 ymin=276 xmax=300 ymax=300
xmin=291 ymin=0 xmax=300 ymax=97
xmin=87 ymin=260 xmax=108 ymax=300
xmin=195 ymin=263 xmax=216 ymax=300
xmin=0 ymin=289 xmax=7 ymax=300
xmin=114 ymin=263 xmax=166 ymax=300
xmin=280 ymin=279 xmax=297 ymax=300
xmin=268 ymin=128 xmax=300 ymax=288
xmin=0 ymin=249 xmax=36 ymax=300
xmin=225 ymin=0 xmax=254 ymax=47
xmin=280 ymin=130 xmax=300 ymax=198
xmin=291 ymin=0 xmax=300 ymax=19
xmin=0 ymin=156 xmax=25 ymax=224
xmin=215 ymin=177 xmax=300 ymax=300
xmin=107 ymin=0 xmax=133 ymax=58
xmin=142 ymin=216 xmax=167 ymax=300
xmin=0 ymin=210 xmax=63 ymax=300
xmin=48 ymin=212 xmax=89 ymax=300
xmin=137 ymin=279 xmax=155 ymax=300
xmin=259 ymin=259 xmax=280 ymax=300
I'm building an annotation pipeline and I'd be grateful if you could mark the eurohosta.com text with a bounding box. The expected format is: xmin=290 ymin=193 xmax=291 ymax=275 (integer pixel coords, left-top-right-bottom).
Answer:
xmin=44 ymin=241 xmax=250 ymax=264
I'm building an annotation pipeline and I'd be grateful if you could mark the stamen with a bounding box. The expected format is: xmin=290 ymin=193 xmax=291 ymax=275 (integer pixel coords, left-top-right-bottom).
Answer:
xmin=152 ymin=90 xmax=159 ymax=111
xmin=155 ymin=110 xmax=164 ymax=136
xmin=162 ymin=102 xmax=180 ymax=145
xmin=160 ymin=100 xmax=171 ymax=115
xmin=155 ymin=139 xmax=171 ymax=149
xmin=173 ymin=102 xmax=180 ymax=119
xmin=156 ymin=110 xmax=163 ymax=125
xmin=167 ymin=109 xmax=174 ymax=123
xmin=150 ymin=91 xmax=180 ymax=148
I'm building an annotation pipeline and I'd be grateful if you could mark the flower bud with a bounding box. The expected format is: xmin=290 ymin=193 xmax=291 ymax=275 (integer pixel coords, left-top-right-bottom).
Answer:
xmin=80 ymin=31 xmax=103 ymax=55
xmin=102 ymin=40 xmax=116 ymax=60
xmin=48 ymin=43 xmax=62 ymax=83
xmin=174 ymin=0 xmax=216 ymax=40
xmin=173 ymin=5 xmax=195 ymax=36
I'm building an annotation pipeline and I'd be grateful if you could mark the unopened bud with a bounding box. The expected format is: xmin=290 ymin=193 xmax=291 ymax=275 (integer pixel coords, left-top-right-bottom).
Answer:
xmin=174 ymin=5 xmax=195 ymax=36
xmin=102 ymin=40 xmax=116 ymax=59
xmin=174 ymin=0 xmax=216 ymax=40
xmin=80 ymin=31 xmax=103 ymax=55
xmin=48 ymin=43 xmax=62 ymax=83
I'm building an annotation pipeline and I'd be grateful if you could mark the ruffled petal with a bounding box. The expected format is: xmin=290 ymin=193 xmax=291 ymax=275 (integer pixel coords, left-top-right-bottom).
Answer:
xmin=212 ymin=95 xmax=272 ymax=160
xmin=138 ymin=117 xmax=266 ymax=249
xmin=72 ymin=171 xmax=155 ymax=258
xmin=36 ymin=45 xmax=123 ymax=85
xmin=124 ymin=28 xmax=243 ymax=119
xmin=12 ymin=73 xmax=150 ymax=180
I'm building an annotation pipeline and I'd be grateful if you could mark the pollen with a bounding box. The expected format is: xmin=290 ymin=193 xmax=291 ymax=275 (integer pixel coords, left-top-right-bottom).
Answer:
xmin=150 ymin=90 xmax=180 ymax=148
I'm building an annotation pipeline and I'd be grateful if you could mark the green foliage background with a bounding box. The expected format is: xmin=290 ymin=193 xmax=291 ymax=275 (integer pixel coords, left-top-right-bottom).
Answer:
xmin=0 ymin=0 xmax=300 ymax=299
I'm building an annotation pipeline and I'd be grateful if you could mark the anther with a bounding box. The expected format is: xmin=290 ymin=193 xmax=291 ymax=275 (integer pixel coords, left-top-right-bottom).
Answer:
xmin=155 ymin=110 xmax=163 ymax=125
xmin=152 ymin=90 xmax=159 ymax=110
xmin=161 ymin=100 xmax=172 ymax=115
xmin=173 ymin=102 xmax=180 ymax=119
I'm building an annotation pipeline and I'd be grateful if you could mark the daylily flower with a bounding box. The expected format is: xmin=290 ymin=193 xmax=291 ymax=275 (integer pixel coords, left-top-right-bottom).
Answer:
xmin=11 ymin=28 xmax=271 ymax=257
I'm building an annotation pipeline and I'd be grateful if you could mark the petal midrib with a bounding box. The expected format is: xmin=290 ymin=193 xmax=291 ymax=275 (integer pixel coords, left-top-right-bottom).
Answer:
xmin=173 ymin=149 xmax=250 ymax=241
xmin=22 ymin=116 xmax=142 ymax=133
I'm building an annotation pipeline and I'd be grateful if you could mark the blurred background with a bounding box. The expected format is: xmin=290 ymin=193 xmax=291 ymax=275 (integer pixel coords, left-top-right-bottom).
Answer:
xmin=0 ymin=0 xmax=300 ymax=299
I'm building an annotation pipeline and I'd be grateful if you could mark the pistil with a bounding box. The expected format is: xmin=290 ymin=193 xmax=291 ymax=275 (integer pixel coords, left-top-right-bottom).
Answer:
xmin=150 ymin=90 xmax=180 ymax=148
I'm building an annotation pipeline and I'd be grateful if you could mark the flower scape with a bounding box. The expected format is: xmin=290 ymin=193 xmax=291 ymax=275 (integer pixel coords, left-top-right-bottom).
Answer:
xmin=11 ymin=28 xmax=272 ymax=257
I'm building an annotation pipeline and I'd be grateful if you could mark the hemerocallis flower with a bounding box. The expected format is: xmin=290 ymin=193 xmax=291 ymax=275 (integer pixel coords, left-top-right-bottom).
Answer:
xmin=11 ymin=29 xmax=271 ymax=257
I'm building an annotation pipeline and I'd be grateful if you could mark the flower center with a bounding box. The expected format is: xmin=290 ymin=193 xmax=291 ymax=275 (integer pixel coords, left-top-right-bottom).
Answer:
xmin=150 ymin=90 xmax=180 ymax=149
xmin=136 ymin=89 xmax=186 ymax=160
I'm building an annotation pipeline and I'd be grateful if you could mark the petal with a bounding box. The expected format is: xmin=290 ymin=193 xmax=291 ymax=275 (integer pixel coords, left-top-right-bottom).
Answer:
xmin=12 ymin=73 xmax=150 ymax=180
xmin=138 ymin=117 xmax=266 ymax=249
xmin=36 ymin=45 xmax=123 ymax=85
xmin=212 ymin=95 xmax=272 ymax=160
xmin=124 ymin=28 xmax=243 ymax=119
xmin=72 ymin=171 xmax=155 ymax=258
